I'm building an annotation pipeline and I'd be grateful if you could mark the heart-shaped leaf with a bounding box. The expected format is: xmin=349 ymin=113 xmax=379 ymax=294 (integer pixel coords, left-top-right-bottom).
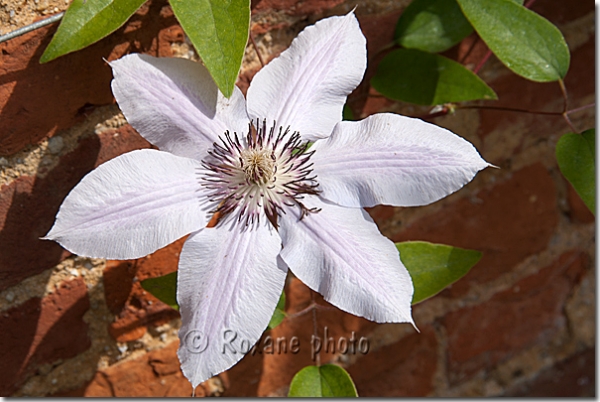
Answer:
xmin=395 ymin=0 xmax=473 ymax=53
xmin=396 ymin=241 xmax=482 ymax=304
xmin=371 ymin=48 xmax=497 ymax=105
xmin=556 ymin=129 xmax=595 ymax=214
xmin=288 ymin=364 xmax=358 ymax=397
xmin=456 ymin=0 xmax=570 ymax=82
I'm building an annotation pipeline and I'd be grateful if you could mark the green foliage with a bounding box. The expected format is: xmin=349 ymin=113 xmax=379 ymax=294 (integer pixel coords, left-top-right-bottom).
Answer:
xmin=140 ymin=271 xmax=179 ymax=310
xmin=456 ymin=0 xmax=570 ymax=82
xmin=556 ymin=129 xmax=596 ymax=214
xmin=396 ymin=241 xmax=482 ymax=304
xmin=267 ymin=291 xmax=286 ymax=330
xmin=169 ymin=0 xmax=250 ymax=98
xmin=343 ymin=104 xmax=355 ymax=121
xmin=40 ymin=0 xmax=146 ymax=63
xmin=288 ymin=364 xmax=358 ymax=397
xmin=371 ymin=49 xmax=497 ymax=105
xmin=395 ymin=0 xmax=473 ymax=53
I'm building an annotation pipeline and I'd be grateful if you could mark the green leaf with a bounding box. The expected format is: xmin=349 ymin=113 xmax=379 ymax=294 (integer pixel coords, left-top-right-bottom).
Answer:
xmin=140 ymin=271 xmax=179 ymax=310
xmin=556 ymin=129 xmax=595 ymax=214
xmin=288 ymin=364 xmax=358 ymax=397
xmin=396 ymin=241 xmax=482 ymax=304
xmin=456 ymin=0 xmax=570 ymax=82
xmin=371 ymin=48 xmax=497 ymax=105
xmin=170 ymin=0 xmax=250 ymax=98
xmin=267 ymin=291 xmax=286 ymax=330
xmin=40 ymin=0 xmax=146 ymax=63
xmin=342 ymin=104 xmax=355 ymax=121
xmin=395 ymin=0 xmax=473 ymax=53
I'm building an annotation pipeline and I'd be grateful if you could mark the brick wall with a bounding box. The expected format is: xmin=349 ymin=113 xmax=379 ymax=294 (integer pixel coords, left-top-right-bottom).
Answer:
xmin=0 ymin=0 xmax=594 ymax=396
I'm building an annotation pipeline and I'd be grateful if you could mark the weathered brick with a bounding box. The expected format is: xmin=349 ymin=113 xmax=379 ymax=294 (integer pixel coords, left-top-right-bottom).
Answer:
xmin=529 ymin=0 xmax=593 ymax=26
xmin=347 ymin=325 xmax=437 ymax=397
xmin=444 ymin=251 xmax=588 ymax=384
xmin=0 ymin=125 xmax=150 ymax=291
xmin=251 ymin=0 xmax=346 ymax=15
xmin=0 ymin=0 xmax=178 ymax=156
xmin=221 ymin=347 xmax=265 ymax=397
xmin=392 ymin=163 xmax=558 ymax=297
xmin=505 ymin=347 xmax=595 ymax=397
xmin=0 ymin=278 xmax=90 ymax=395
xmin=566 ymin=181 xmax=594 ymax=224
xmin=82 ymin=341 xmax=224 ymax=397
xmin=104 ymin=238 xmax=185 ymax=342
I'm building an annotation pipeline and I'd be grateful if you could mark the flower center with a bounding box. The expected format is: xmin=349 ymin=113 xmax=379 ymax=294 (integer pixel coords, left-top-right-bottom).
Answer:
xmin=240 ymin=148 xmax=275 ymax=184
xmin=201 ymin=120 xmax=319 ymax=226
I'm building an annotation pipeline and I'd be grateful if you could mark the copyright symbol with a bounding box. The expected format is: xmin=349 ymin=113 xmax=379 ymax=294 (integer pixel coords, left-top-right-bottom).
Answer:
xmin=184 ymin=330 xmax=209 ymax=354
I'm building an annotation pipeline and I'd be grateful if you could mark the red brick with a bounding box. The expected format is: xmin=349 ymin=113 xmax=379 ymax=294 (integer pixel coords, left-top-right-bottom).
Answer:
xmin=221 ymin=346 xmax=265 ymax=397
xmin=104 ymin=238 xmax=185 ymax=342
xmin=255 ymin=278 xmax=376 ymax=396
xmin=103 ymin=261 xmax=137 ymax=314
xmin=0 ymin=125 xmax=150 ymax=291
xmin=0 ymin=278 xmax=90 ymax=395
xmin=444 ymin=251 xmax=588 ymax=383
xmin=83 ymin=341 xmax=224 ymax=397
xmin=505 ymin=347 xmax=595 ymax=397
xmin=529 ymin=0 xmax=593 ymax=26
xmin=392 ymin=163 xmax=558 ymax=297
xmin=251 ymin=0 xmax=346 ymax=15
xmin=0 ymin=0 xmax=179 ymax=157
xmin=347 ymin=325 xmax=437 ymax=397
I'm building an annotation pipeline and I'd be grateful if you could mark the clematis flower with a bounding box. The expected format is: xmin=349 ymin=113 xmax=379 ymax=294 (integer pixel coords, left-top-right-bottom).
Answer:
xmin=44 ymin=12 xmax=490 ymax=387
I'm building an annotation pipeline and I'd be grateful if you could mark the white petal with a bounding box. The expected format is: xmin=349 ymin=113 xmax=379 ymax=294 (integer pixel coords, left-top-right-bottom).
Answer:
xmin=311 ymin=113 xmax=491 ymax=208
xmin=44 ymin=149 xmax=209 ymax=259
xmin=279 ymin=196 xmax=413 ymax=324
xmin=111 ymin=54 xmax=249 ymax=159
xmin=177 ymin=221 xmax=286 ymax=388
xmin=246 ymin=12 xmax=366 ymax=142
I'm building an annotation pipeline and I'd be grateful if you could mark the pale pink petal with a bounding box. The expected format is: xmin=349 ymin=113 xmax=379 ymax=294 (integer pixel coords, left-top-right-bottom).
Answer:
xmin=246 ymin=12 xmax=366 ymax=142
xmin=44 ymin=150 xmax=209 ymax=259
xmin=279 ymin=196 xmax=413 ymax=324
xmin=311 ymin=113 xmax=491 ymax=208
xmin=111 ymin=54 xmax=248 ymax=159
xmin=177 ymin=220 xmax=286 ymax=388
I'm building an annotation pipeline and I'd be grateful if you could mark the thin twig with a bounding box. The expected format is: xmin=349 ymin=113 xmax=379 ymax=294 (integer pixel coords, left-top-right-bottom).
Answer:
xmin=0 ymin=12 xmax=64 ymax=44
xmin=473 ymin=50 xmax=492 ymax=74
xmin=562 ymin=113 xmax=579 ymax=133
xmin=458 ymin=104 xmax=563 ymax=116
xmin=284 ymin=302 xmax=335 ymax=321
xmin=458 ymin=36 xmax=481 ymax=64
xmin=249 ymin=32 xmax=265 ymax=67
xmin=565 ymin=103 xmax=595 ymax=115
xmin=558 ymin=79 xmax=569 ymax=113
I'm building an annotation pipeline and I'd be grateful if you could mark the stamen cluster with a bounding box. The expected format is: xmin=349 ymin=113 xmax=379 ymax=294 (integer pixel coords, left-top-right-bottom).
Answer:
xmin=201 ymin=120 xmax=319 ymax=226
